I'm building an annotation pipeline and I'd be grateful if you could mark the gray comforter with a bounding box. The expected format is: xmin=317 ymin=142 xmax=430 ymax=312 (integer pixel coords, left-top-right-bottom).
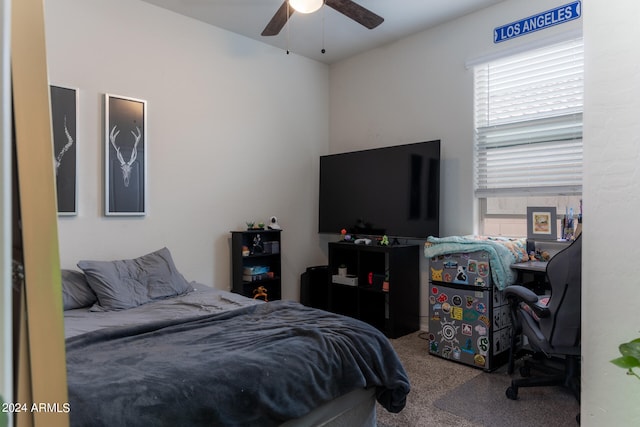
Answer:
xmin=66 ymin=300 xmax=410 ymax=426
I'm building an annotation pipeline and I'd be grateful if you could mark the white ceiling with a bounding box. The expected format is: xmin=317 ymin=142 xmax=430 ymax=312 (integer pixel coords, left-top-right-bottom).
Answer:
xmin=140 ymin=0 xmax=508 ymax=64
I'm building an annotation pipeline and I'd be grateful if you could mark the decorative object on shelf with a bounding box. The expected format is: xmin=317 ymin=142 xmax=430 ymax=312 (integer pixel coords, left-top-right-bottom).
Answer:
xmin=242 ymin=246 xmax=250 ymax=257
xmin=242 ymin=266 xmax=271 ymax=282
xmin=561 ymin=207 xmax=575 ymax=240
xmin=526 ymin=206 xmax=557 ymax=240
xmin=50 ymin=85 xmax=78 ymax=216
xmin=268 ymin=216 xmax=281 ymax=230
xmin=529 ymin=249 xmax=551 ymax=262
xmin=253 ymin=286 xmax=268 ymax=301
xmin=573 ymin=199 xmax=583 ymax=239
xmin=354 ymin=238 xmax=372 ymax=245
xmin=263 ymin=240 xmax=280 ymax=254
xmin=338 ymin=264 xmax=347 ymax=277
xmin=331 ymin=274 xmax=358 ymax=286
xmin=379 ymin=235 xmax=389 ymax=246
xmin=341 ymin=228 xmax=353 ymax=242
xmin=382 ymin=269 xmax=390 ymax=292
xmin=243 ymin=265 xmax=270 ymax=275
xmin=251 ymin=234 xmax=263 ymax=254
xmin=245 ymin=222 xmax=265 ymax=230
xmin=105 ymin=93 xmax=147 ymax=216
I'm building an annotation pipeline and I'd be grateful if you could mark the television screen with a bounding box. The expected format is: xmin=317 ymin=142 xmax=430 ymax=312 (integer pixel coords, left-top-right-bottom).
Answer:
xmin=319 ymin=140 xmax=440 ymax=239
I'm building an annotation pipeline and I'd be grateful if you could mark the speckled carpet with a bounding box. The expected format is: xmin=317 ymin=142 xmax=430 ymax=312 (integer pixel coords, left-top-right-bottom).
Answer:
xmin=376 ymin=331 xmax=579 ymax=427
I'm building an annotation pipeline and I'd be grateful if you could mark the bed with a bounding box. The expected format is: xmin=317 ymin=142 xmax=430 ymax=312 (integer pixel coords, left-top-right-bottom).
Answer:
xmin=62 ymin=247 xmax=410 ymax=426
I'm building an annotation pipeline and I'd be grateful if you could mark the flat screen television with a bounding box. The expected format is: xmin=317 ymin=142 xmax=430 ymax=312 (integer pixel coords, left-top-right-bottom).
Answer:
xmin=319 ymin=140 xmax=440 ymax=240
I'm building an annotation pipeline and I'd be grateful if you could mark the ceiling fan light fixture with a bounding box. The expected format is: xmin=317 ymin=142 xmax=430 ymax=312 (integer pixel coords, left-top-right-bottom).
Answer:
xmin=288 ymin=0 xmax=323 ymax=14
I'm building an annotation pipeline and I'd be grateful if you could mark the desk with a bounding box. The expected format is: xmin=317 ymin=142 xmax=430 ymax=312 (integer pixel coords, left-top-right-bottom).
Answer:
xmin=511 ymin=261 xmax=548 ymax=294
xmin=511 ymin=260 xmax=547 ymax=274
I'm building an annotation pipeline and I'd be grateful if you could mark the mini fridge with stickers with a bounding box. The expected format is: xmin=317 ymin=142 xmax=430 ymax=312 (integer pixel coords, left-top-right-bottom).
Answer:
xmin=427 ymin=250 xmax=512 ymax=372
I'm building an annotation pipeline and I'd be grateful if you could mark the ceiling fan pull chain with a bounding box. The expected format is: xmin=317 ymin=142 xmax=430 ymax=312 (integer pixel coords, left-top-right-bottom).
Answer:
xmin=286 ymin=0 xmax=290 ymax=54
xmin=321 ymin=1 xmax=326 ymax=54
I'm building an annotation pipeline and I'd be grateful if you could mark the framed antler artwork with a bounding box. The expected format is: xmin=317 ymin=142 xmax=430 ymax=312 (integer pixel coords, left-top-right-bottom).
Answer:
xmin=104 ymin=94 xmax=147 ymax=216
xmin=50 ymin=85 xmax=78 ymax=215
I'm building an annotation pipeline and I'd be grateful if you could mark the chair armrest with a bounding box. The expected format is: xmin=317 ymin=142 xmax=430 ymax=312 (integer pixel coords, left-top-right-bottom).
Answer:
xmin=529 ymin=302 xmax=550 ymax=319
xmin=504 ymin=285 xmax=550 ymax=319
xmin=504 ymin=285 xmax=538 ymax=303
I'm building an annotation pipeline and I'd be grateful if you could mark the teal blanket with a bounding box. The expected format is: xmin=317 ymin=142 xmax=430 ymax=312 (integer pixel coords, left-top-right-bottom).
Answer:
xmin=424 ymin=236 xmax=528 ymax=290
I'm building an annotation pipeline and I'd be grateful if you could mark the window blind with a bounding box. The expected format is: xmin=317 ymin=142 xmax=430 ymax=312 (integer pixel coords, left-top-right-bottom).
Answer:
xmin=474 ymin=38 xmax=584 ymax=198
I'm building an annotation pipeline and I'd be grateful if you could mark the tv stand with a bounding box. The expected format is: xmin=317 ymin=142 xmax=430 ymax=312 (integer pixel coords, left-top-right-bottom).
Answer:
xmin=327 ymin=241 xmax=419 ymax=338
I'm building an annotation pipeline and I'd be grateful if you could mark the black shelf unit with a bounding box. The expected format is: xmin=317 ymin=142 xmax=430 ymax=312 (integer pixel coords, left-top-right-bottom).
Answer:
xmin=327 ymin=242 xmax=420 ymax=338
xmin=230 ymin=230 xmax=282 ymax=301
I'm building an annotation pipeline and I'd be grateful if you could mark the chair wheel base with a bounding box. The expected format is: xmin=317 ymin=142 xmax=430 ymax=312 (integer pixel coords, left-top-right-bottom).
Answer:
xmin=505 ymin=386 xmax=519 ymax=400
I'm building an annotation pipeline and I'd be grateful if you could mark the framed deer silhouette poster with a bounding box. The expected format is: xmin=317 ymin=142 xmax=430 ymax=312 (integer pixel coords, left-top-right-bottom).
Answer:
xmin=105 ymin=94 xmax=147 ymax=216
xmin=50 ymin=85 xmax=78 ymax=215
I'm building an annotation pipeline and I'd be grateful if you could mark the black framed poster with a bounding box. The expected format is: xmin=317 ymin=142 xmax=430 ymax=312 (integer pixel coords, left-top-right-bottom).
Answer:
xmin=50 ymin=85 xmax=78 ymax=215
xmin=104 ymin=94 xmax=147 ymax=216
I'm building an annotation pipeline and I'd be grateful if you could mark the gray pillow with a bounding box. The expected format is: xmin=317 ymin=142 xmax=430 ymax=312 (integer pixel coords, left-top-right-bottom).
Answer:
xmin=61 ymin=269 xmax=98 ymax=310
xmin=77 ymin=247 xmax=194 ymax=311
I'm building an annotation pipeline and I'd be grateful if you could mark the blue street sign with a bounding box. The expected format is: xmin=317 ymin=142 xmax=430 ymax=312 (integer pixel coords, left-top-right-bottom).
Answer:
xmin=494 ymin=1 xmax=581 ymax=43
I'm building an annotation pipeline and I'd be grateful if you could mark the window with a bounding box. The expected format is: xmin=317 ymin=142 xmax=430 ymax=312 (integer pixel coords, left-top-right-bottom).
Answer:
xmin=473 ymin=38 xmax=584 ymax=237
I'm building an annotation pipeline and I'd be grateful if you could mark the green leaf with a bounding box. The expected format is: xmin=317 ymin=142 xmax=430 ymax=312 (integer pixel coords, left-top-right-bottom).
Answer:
xmin=0 ymin=394 xmax=7 ymax=427
xmin=620 ymin=341 xmax=640 ymax=360
xmin=611 ymin=355 xmax=640 ymax=369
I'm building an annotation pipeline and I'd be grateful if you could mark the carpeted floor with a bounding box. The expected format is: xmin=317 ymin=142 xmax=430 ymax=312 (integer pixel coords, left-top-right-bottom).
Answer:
xmin=376 ymin=331 xmax=579 ymax=427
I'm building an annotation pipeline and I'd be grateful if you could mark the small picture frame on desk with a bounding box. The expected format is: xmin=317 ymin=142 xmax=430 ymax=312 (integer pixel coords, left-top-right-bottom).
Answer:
xmin=527 ymin=206 xmax=557 ymax=240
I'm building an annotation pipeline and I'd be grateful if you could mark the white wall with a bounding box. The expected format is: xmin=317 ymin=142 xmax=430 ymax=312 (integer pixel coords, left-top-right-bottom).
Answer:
xmin=46 ymin=0 xmax=330 ymax=299
xmin=582 ymin=1 xmax=640 ymax=425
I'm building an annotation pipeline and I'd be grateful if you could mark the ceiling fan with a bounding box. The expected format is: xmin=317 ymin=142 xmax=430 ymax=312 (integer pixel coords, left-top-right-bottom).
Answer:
xmin=262 ymin=0 xmax=384 ymax=37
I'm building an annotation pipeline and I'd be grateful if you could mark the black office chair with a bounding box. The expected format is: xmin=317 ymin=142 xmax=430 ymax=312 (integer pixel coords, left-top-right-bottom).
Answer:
xmin=504 ymin=233 xmax=581 ymax=402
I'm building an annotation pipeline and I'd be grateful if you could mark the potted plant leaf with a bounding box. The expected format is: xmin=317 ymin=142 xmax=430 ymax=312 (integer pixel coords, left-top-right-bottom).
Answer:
xmin=0 ymin=394 xmax=7 ymax=427
xmin=611 ymin=337 xmax=640 ymax=380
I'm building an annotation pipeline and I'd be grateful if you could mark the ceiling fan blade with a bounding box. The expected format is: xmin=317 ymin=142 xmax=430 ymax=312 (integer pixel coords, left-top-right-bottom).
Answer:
xmin=325 ymin=0 xmax=384 ymax=30
xmin=262 ymin=1 xmax=295 ymax=36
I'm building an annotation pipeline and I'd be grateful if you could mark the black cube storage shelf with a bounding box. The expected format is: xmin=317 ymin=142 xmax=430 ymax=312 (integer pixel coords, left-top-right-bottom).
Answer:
xmin=327 ymin=241 xmax=420 ymax=338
